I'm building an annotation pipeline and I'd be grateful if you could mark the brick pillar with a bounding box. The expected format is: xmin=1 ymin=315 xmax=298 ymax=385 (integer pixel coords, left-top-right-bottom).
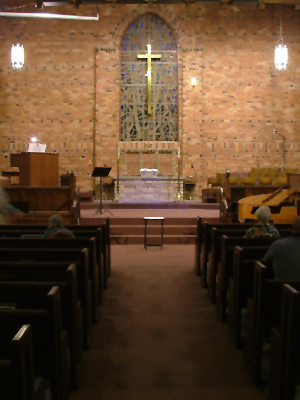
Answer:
xmin=182 ymin=49 xmax=204 ymax=199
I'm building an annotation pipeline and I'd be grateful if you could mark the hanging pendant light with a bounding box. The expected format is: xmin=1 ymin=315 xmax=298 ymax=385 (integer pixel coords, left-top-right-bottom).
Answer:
xmin=275 ymin=9 xmax=288 ymax=71
xmin=11 ymin=43 xmax=24 ymax=69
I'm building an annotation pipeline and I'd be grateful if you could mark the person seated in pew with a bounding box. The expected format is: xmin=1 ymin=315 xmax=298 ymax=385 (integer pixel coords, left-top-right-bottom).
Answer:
xmin=43 ymin=214 xmax=75 ymax=238
xmin=262 ymin=216 xmax=300 ymax=279
xmin=244 ymin=206 xmax=279 ymax=238
xmin=0 ymin=176 xmax=25 ymax=224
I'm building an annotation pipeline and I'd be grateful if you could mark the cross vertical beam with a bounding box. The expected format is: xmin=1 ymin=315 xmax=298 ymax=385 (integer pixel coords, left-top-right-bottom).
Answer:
xmin=137 ymin=44 xmax=161 ymax=115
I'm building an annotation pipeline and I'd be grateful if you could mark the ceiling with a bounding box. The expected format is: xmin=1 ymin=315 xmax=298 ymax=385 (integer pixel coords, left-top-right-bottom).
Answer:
xmin=0 ymin=0 xmax=299 ymax=10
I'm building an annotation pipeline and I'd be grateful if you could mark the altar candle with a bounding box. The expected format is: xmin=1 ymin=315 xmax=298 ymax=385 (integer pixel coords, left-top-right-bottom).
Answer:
xmin=118 ymin=148 xmax=120 ymax=158
xmin=178 ymin=147 xmax=180 ymax=159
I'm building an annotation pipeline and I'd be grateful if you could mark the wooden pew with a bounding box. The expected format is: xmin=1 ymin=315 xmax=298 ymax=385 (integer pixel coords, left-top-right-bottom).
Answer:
xmin=105 ymin=218 xmax=111 ymax=277
xmin=0 ymin=324 xmax=46 ymax=400
xmin=0 ymin=237 xmax=101 ymax=317
xmin=269 ymin=284 xmax=300 ymax=400
xmin=0 ymin=248 xmax=92 ymax=348
xmin=194 ymin=217 xmax=220 ymax=276
xmin=6 ymin=183 xmax=80 ymax=225
xmin=68 ymin=223 xmax=109 ymax=285
xmin=9 ymin=220 xmax=111 ymax=280
xmin=0 ymin=225 xmax=108 ymax=291
xmin=244 ymin=262 xmax=300 ymax=385
xmin=198 ymin=221 xmax=292 ymax=287
xmin=207 ymin=226 xmax=291 ymax=304
xmin=0 ymin=286 xmax=69 ymax=400
xmin=227 ymin=246 xmax=270 ymax=347
xmin=207 ymin=228 xmax=249 ymax=302
xmin=199 ymin=222 xmax=253 ymax=288
xmin=0 ymin=262 xmax=84 ymax=366
xmin=194 ymin=217 xmax=202 ymax=276
xmin=215 ymin=236 xmax=291 ymax=322
xmin=0 ymin=282 xmax=73 ymax=397
xmin=0 ymin=265 xmax=82 ymax=389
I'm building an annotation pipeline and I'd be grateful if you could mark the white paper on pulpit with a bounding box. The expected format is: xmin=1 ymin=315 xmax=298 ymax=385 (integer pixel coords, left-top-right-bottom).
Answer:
xmin=28 ymin=143 xmax=47 ymax=153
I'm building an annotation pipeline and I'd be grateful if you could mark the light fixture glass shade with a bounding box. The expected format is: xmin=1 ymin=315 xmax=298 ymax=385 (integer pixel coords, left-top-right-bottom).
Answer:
xmin=275 ymin=43 xmax=288 ymax=70
xmin=191 ymin=77 xmax=197 ymax=87
xmin=11 ymin=43 xmax=24 ymax=69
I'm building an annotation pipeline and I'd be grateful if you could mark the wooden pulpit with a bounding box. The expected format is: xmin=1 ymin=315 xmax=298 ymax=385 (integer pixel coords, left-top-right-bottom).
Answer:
xmin=10 ymin=152 xmax=59 ymax=186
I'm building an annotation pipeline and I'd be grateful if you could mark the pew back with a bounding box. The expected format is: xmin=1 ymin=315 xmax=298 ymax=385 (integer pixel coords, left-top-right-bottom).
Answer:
xmin=0 ymin=266 xmax=82 ymax=389
xmin=0 ymin=324 xmax=46 ymax=400
xmin=0 ymin=286 xmax=67 ymax=400
xmin=0 ymin=248 xmax=92 ymax=348
xmin=269 ymin=284 xmax=300 ymax=400
xmin=227 ymin=246 xmax=269 ymax=347
xmin=244 ymin=262 xmax=300 ymax=385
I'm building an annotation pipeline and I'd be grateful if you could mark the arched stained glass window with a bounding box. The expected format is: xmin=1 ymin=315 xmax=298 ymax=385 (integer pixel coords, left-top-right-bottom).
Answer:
xmin=120 ymin=13 xmax=178 ymax=142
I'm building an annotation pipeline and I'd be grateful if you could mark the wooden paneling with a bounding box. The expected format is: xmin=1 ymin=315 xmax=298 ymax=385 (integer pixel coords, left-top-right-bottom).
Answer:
xmin=10 ymin=153 xmax=59 ymax=187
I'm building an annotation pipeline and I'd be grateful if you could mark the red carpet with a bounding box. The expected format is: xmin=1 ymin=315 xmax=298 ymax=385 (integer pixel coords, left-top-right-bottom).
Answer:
xmin=79 ymin=201 xmax=220 ymax=244
xmin=70 ymin=245 xmax=265 ymax=400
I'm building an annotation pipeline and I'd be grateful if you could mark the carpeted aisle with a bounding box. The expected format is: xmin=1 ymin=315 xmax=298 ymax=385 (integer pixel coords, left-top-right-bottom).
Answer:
xmin=70 ymin=245 xmax=265 ymax=400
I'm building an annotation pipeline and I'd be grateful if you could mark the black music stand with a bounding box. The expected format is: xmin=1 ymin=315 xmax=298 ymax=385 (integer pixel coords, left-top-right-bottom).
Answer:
xmin=92 ymin=167 xmax=113 ymax=216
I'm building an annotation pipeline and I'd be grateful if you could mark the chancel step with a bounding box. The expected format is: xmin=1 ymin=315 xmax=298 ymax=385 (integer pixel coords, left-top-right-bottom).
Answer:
xmin=109 ymin=217 xmax=196 ymax=245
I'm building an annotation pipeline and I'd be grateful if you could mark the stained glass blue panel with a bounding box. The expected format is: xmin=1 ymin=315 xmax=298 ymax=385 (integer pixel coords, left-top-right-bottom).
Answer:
xmin=120 ymin=13 xmax=178 ymax=142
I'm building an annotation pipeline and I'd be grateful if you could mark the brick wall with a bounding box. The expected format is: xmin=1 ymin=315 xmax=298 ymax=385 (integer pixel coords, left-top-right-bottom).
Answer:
xmin=0 ymin=3 xmax=299 ymax=198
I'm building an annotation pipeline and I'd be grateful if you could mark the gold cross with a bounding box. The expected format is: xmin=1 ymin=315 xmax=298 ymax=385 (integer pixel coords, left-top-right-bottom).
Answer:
xmin=137 ymin=44 xmax=161 ymax=115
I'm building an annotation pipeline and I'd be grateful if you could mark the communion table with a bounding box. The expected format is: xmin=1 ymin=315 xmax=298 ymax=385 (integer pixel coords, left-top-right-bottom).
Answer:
xmin=115 ymin=176 xmax=183 ymax=202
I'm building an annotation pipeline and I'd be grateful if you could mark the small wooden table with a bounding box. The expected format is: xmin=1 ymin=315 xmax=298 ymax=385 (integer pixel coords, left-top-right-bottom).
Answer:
xmin=144 ymin=217 xmax=164 ymax=249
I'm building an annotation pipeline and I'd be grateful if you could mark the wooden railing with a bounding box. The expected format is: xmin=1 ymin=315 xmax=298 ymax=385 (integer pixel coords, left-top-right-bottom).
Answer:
xmin=6 ymin=186 xmax=80 ymax=224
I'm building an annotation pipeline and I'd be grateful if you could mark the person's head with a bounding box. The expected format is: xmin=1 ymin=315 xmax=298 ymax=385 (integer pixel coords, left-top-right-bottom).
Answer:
xmin=48 ymin=214 xmax=65 ymax=230
xmin=255 ymin=206 xmax=272 ymax=224
xmin=292 ymin=216 xmax=300 ymax=234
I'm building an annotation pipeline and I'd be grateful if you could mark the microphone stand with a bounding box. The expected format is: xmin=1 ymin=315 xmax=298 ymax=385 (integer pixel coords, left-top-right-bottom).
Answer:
xmin=273 ymin=129 xmax=286 ymax=169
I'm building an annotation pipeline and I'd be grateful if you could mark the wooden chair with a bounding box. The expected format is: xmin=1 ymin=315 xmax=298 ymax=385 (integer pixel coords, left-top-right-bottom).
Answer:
xmin=207 ymin=177 xmax=222 ymax=188
xmin=274 ymin=176 xmax=288 ymax=185
xmin=266 ymin=167 xmax=282 ymax=177
xmin=251 ymin=168 xmax=267 ymax=176
xmin=240 ymin=176 xmax=257 ymax=185
xmin=229 ymin=177 xmax=239 ymax=185
xmin=283 ymin=168 xmax=297 ymax=174
xmin=259 ymin=176 xmax=273 ymax=185
xmin=216 ymin=172 xmax=225 ymax=181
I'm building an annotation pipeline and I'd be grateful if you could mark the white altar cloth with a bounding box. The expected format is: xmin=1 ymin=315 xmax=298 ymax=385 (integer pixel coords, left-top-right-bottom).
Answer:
xmin=140 ymin=168 xmax=158 ymax=179
xmin=115 ymin=177 xmax=183 ymax=202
